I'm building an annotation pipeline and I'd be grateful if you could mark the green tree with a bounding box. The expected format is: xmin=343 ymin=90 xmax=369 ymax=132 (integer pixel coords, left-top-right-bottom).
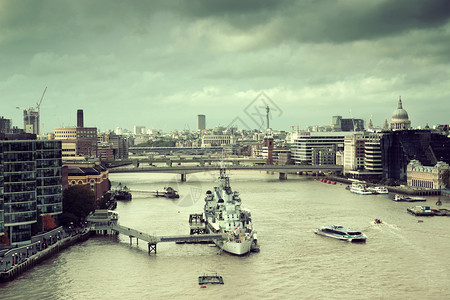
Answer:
xmin=60 ymin=185 xmax=96 ymax=226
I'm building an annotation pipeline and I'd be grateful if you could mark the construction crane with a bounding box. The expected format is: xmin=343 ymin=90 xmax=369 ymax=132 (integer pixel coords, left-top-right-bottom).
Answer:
xmin=15 ymin=87 xmax=47 ymax=137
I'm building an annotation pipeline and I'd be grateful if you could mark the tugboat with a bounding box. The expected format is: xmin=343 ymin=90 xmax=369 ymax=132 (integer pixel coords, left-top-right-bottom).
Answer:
xmin=203 ymin=168 xmax=258 ymax=255
xmin=112 ymin=183 xmax=132 ymax=201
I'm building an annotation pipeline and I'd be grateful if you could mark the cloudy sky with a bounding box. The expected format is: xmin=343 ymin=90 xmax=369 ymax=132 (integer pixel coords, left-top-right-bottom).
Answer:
xmin=1 ymin=0 xmax=450 ymax=133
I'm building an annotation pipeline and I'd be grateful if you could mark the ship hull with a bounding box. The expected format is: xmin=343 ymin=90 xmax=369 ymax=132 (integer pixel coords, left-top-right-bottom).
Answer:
xmin=214 ymin=238 xmax=253 ymax=255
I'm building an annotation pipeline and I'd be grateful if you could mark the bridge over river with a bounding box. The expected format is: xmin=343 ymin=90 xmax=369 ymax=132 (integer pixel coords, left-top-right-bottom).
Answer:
xmin=108 ymin=164 xmax=343 ymax=181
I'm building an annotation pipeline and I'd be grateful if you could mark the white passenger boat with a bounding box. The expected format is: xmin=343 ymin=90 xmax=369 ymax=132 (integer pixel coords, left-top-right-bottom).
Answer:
xmin=315 ymin=225 xmax=367 ymax=243
xmin=203 ymin=168 xmax=258 ymax=255
xmin=349 ymin=183 xmax=373 ymax=195
xmin=368 ymin=186 xmax=389 ymax=194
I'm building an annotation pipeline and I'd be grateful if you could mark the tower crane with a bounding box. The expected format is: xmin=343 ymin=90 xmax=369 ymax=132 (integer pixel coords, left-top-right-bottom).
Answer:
xmin=15 ymin=87 xmax=47 ymax=137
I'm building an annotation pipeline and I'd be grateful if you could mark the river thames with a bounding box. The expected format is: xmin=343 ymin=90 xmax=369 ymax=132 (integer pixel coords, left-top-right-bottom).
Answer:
xmin=2 ymin=171 xmax=450 ymax=299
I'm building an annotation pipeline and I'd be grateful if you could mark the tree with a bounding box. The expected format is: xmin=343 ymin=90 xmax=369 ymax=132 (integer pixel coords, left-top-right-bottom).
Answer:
xmin=42 ymin=214 xmax=57 ymax=230
xmin=60 ymin=185 xmax=96 ymax=226
xmin=0 ymin=230 xmax=9 ymax=246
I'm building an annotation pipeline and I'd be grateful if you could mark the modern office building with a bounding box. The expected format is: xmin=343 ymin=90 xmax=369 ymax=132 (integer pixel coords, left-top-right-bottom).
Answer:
xmin=381 ymin=130 xmax=450 ymax=181
xmin=0 ymin=136 xmax=62 ymax=245
xmin=343 ymin=132 xmax=383 ymax=178
xmin=197 ymin=115 xmax=206 ymax=131
xmin=291 ymin=132 xmax=354 ymax=165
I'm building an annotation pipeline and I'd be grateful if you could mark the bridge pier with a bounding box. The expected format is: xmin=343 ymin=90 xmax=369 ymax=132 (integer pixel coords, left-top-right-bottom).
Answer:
xmin=279 ymin=172 xmax=287 ymax=180
xmin=181 ymin=173 xmax=186 ymax=182
xmin=148 ymin=243 xmax=157 ymax=255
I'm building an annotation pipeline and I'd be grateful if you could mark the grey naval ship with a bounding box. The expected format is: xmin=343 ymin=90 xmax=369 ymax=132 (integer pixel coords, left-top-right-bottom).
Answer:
xmin=203 ymin=168 xmax=258 ymax=255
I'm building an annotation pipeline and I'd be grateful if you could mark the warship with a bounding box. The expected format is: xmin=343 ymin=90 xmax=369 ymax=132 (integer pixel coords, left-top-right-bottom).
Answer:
xmin=203 ymin=169 xmax=258 ymax=255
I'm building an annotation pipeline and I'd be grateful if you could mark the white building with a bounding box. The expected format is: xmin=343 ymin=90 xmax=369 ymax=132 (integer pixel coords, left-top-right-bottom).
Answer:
xmin=291 ymin=132 xmax=354 ymax=165
xmin=343 ymin=132 xmax=383 ymax=176
xmin=201 ymin=135 xmax=235 ymax=147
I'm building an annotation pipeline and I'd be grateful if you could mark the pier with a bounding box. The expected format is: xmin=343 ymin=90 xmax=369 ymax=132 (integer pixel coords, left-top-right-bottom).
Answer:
xmin=88 ymin=210 xmax=225 ymax=254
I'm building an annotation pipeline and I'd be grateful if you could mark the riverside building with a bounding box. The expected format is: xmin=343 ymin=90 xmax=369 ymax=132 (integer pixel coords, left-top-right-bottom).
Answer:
xmin=291 ymin=132 xmax=354 ymax=165
xmin=0 ymin=135 xmax=62 ymax=245
xmin=343 ymin=132 xmax=383 ymax=178
xmin=407 ymin=160 xmax=449 ymax=190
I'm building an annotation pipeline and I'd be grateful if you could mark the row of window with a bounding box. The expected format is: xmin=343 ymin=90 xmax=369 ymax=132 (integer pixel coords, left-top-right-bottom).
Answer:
xmin=4 ymin=201 xmax=36 ymax=214
xmin=5 ymin=211 xmax=36 ymax=224
xmin=4 ymin=191 xmax=35 ymax=203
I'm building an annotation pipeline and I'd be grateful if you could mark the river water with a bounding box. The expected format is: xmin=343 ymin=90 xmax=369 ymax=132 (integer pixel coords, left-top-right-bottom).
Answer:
xmin=2 ymin=171 xmax=450 ymax=299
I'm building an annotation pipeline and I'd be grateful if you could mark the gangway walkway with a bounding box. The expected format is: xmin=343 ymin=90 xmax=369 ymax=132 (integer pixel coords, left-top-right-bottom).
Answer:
xmin=90 ymin=220 xmax=225 ymax=254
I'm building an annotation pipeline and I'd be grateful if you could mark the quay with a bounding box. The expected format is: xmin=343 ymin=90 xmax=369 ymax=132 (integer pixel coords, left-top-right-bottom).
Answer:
xmin=0 ymin=226 xmax=90 ymax=283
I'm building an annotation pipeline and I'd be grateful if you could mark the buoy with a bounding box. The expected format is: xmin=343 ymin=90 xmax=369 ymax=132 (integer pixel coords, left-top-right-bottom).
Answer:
xmin=200 ymin=285 xmax=207 ymax=288
xmin=417 ymin=220 xmax=423 ymax=223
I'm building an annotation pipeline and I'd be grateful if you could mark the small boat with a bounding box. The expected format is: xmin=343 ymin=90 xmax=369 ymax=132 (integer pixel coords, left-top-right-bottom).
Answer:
xmin=154 ymin=187 xmax=179 ymax=199
xmin=393 ymin=194 xmax=426 ymax=202
xmin=374 ymin=218 xmax=383 ymax=224
xmin=315 ymin=225 xmax=367 ymax=243
xmin=198 ymin=273 xmax=224 ymax=285
xmin=349 ymin=183 xmax=373 ymax=195
xmin=436 ymin=198 xmax=442 ymax=206
xmin=406 ymin=206 xmax=434 ymax=216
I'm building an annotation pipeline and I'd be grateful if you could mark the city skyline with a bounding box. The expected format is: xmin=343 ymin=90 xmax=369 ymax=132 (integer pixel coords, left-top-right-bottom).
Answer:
xmin=2 ymin=1 xmax=450 ymax=132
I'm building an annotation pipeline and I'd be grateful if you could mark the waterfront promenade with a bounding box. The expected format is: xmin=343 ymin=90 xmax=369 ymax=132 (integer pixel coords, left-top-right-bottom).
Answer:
xmin=0 ymin=226 xmax=89 ymax=282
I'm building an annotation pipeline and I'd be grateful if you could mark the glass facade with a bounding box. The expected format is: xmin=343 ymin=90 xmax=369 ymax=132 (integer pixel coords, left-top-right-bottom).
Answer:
xmin=0 ymin=140 xmax=62 ymax=245
xmin=0 ymin=143 xmax=4 ymax=236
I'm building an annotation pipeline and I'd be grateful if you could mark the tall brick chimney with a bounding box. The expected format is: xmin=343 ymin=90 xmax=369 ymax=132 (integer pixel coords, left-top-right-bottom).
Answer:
xmin=77 ymin=109 xmax=84 ymax=128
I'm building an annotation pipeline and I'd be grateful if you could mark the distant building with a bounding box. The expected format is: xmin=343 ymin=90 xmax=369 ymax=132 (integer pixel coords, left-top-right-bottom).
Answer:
xmin=197 ymin=115 xmax=206 ymax=131
xmin=407 ymin=160 xmax=449 ymax=190
xmin=201 ymin=135 xmax=235 ymax=147
xmin=390 ymin=97 xmax=411 ymax=131
xmin=54 ymin=110 xmax=98 ymax=159
xmin=23 ymin=108 xmax=40 ymax=135
xmin=331 ymin=116 xmax=364 ymax=131
xmin=133 ymin=126 xmax=146 ymax=135
xmin=0 ymin=135 xmax=63 ymax=245
xmin=0 ymin=116 xmax=12 ymax=134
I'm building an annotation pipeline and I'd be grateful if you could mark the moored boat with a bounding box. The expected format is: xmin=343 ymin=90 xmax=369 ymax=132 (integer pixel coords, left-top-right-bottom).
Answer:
xmin=368 ymin=186 xmax=389 ymax=194
xmin=315 ymin=225 xmax=367 ymax=243
xmin=393 ymin=194 xmax=426 ymax=202
xmin=349 ymin=182 xmax=373 ymax=195
xmin=406 ymin=205 xmax=433 ymax=216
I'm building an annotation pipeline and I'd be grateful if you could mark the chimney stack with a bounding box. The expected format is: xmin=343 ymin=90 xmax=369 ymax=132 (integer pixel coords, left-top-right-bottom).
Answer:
xmin=77 ymin=109 xmax=84 ymax=127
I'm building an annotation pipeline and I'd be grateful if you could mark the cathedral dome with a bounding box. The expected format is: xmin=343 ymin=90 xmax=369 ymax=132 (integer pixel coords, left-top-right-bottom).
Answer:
xmin=392 ymin=98 xmax=409 ymax=120
xmin=390 ymin=97 xmax=411 ymax=131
